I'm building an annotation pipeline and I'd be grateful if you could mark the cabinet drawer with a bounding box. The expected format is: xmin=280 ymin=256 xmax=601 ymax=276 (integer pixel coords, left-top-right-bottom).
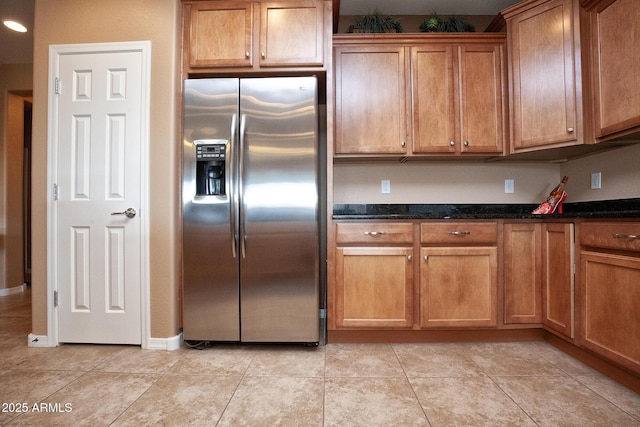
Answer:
xmin=579 ymin=222 xmax=640 ymax=252
xmin=421 ymin=222 xmax=498 ymax=244
xmin=336 ymin=222 xmax=414 ymax=244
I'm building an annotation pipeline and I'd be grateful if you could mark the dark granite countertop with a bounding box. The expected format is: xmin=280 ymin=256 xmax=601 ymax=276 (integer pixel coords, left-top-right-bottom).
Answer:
xmin=333 ymin=198 xmax=640 ymax=220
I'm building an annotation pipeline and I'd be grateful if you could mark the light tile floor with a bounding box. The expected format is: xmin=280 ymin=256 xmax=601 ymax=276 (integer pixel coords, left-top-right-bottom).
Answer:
xmin=1 ymin=287 xmax=639 ymax=426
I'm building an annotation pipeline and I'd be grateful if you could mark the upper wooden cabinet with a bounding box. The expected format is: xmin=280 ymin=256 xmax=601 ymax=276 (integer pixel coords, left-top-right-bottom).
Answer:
xmin=183 ymin=0 xmax=326 ymax=73
xmin=581 ymin=0 xmax=640 ymax=141
xmin=334 ymin=44 xmax=410 ymax=155
xmin=503 ymin=0 xmax=582 ymax=152
xmin=333 ymin=35 xmax=506 ymax=158
xmin=412 ymin=44 xmax=505 ymax=155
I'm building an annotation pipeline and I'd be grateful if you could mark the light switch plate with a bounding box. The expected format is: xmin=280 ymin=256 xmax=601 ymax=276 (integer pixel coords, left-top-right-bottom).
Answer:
xmin=381 ymin=180 xmax=391 ymax=194
xmin=504 ymin=179 xmax=514 ymax=194
xmin=591 ymin=172 xmax=601 ymax=189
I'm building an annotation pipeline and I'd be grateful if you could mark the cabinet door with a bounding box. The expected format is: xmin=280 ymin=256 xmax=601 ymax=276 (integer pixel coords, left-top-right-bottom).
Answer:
xmin=589 ymin=0 xmax=640 ymax=138
xmin=542 ymin=223 xmax=575 ymax=339
xmin=504 ymin=223 xmax=542 ymax=324
xmin=420 ymin=247 xmax=497 ymax=328
xmin=508 ymin=0 xmax=578 ymax=150
xmin=580 ymin=251 xmax=640 ymax=374
xmin=335 ymin=247 xmax=414 ymax=328
xmin=259 ymin=1 xmax=324 ymax=67
xmin=459 ymin=45 xmax=504 ymax=154
xmin=187 ymin=2 xmax=253 ymax=68
xmin=334 ymin=46 xmax=410 ymax=154
xmin=412 ymin=45 xmax=457 ymax=154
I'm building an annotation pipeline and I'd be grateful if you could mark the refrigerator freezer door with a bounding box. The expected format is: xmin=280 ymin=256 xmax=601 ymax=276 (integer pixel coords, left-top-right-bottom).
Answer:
xmin=239 ymin=77 xmax=320 ymax=342
xmin=182 ymin=78 xmax=241 ymax=341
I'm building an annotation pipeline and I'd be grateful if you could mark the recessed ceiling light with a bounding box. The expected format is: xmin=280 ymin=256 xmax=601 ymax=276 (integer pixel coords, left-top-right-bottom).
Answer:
xmin=3 ymin=20 xmax=28 ymax=33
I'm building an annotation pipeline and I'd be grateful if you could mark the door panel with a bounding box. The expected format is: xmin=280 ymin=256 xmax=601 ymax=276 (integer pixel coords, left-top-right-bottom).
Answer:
xmin=182 ymin=78 xmax=240 ymax=341
xmin=239 ymin=77 xmax=319 ymax=342
xmin=56 ymin=48 xmax=145 ymax=344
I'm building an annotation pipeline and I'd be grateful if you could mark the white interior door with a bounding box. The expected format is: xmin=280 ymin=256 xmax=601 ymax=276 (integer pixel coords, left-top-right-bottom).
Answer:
xmin=51 ymin=43 xmax=149 ymax=344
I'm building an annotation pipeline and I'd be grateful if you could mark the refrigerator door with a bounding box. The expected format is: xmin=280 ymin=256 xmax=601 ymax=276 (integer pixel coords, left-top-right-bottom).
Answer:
xmin=182 ymin=78 xmax=240 ymax=341
xmin=239 ymin=77 xmax=319 ymax=342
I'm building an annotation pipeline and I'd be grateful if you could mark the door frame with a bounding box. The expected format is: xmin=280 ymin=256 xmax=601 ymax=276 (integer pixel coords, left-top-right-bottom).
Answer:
xmin=46 ymin=41 xmax=151 ymax=348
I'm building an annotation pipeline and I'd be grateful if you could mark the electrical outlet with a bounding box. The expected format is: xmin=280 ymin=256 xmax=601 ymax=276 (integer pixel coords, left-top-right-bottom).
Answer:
xmin=504 ymin=179 xmax=514 ymax=194
xmin=381 ymin=179 xmax=391 ymax=194
xmin=591 ymin=172 xmax=601 ymax=190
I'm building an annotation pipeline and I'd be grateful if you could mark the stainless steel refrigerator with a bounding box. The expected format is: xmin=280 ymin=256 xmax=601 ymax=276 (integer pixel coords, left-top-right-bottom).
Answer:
xmin=182 ymin=77 xmax=319 ymax=343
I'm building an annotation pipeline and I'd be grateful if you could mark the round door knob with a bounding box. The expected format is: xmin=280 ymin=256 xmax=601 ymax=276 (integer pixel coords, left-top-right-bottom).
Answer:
xmin=449 ymin=141 xmax=455 ymax=146
xmin=245 ymin=51 xmax=250 ymax=58
xmin=464 ymin=141 xmax=469 ymax=146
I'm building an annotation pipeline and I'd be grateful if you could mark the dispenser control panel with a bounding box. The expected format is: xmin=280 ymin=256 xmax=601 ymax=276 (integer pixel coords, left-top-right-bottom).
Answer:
xmin=196 ymin=144 xmax=226 ymax=160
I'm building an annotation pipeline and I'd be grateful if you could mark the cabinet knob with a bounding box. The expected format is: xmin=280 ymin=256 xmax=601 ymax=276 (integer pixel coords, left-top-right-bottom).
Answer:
xmin=424 ymin=255 xmax=429 ymax=261
xmin=401 ymin=141 xmax=406 ymax=147
xmin=567 ymin=127 xmax=574 ymax=133
xmin=464 ymin=141 xmax=469 ymax=146
xmin=245 ymin=51 xmax=250 ymax=58
xmin=408 ymin=255 xmax=413 ymax=261
xmin=449 ymin=141 xmax=455 ymax=146
xmin=261 ymin=51 xmax=266 ymax=59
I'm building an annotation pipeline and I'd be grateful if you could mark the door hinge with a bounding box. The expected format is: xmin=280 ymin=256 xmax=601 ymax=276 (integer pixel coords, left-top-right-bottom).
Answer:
xmin=53 ymin=290 xmax=58 ymax=307
xmin=55 ymin=77 xmax=60 ymax=94
xmin=53 ymin=183 xmax=58 ymax=201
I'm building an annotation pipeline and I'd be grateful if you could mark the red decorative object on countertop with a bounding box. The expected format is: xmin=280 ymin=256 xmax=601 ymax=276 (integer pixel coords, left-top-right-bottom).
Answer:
xmin=532 ymin=176 xmax=568 ymax=214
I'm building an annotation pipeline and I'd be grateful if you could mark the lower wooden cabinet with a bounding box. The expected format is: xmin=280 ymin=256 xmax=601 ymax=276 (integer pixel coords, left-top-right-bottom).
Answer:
xmin=504 ymin=223 xmax=542 ymax=324
xmin=542 ymin=223 xmax=575 ymax=339
xmin=580 ymin=252 xmax=640 ymax=374
xmin=579 ymin=221 xmax=640 ymax=374
xmin=420 ymin=246 xmax=498 ymax=328
xmin=333 ymin=221 xmax=414 ymax=329
xmin=335 ymin=247 xmax=414 ymax=328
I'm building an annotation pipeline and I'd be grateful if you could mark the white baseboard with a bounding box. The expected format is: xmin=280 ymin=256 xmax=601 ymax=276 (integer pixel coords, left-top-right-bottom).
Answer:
xmin=28 ymin=334 xmax=54 ymax=347
xmin=146 ymin=333 xmax=183 ymax=351
xmin=0 ymin=283 xmax=27 ymax=296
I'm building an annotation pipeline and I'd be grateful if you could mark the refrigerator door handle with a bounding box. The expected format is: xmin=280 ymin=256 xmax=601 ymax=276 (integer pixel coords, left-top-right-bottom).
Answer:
xmin=229 ymin=114 xmax=238 ymax=258
xmin=239 ymin=113 xmax=247 ymax=259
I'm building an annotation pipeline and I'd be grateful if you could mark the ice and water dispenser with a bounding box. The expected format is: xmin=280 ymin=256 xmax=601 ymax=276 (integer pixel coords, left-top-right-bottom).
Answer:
xmin=195 ymin=141 xmax=227 ymax=196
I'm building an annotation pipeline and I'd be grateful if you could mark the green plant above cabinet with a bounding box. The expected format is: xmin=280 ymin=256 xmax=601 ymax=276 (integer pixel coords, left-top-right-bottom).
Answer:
xmin=346 ymin=8 xmax=404 ymax=33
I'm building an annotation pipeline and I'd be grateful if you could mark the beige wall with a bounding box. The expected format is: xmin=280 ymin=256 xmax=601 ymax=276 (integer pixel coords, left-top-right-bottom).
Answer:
xmin=334 ymin=144 xmax=640 ymax=204
xmin=0 ymin=64 xmax=33 ymax=291
xmin=32 ymin=0 xmax=180 ymax=337
xmin=560 ymin=143 xmax=640 ymax=202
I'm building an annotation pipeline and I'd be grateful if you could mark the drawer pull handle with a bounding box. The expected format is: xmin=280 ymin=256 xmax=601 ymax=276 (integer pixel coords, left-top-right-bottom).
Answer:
xmin=613 ymin=233 xmax=639 ymax=240
xmin=449 ymin=231 xmax=471 ymax=236
xmin=364 ymin=231 xmax=386 ymax=236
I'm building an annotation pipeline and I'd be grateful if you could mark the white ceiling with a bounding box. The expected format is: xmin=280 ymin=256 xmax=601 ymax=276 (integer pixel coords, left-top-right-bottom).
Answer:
xmin=340 ymin=0 xmax=521 ymax=16
xmin=0 ymin=0 xmax=521 ymax=65
xmin=0 ymin=0 xmax=34 ymax=64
